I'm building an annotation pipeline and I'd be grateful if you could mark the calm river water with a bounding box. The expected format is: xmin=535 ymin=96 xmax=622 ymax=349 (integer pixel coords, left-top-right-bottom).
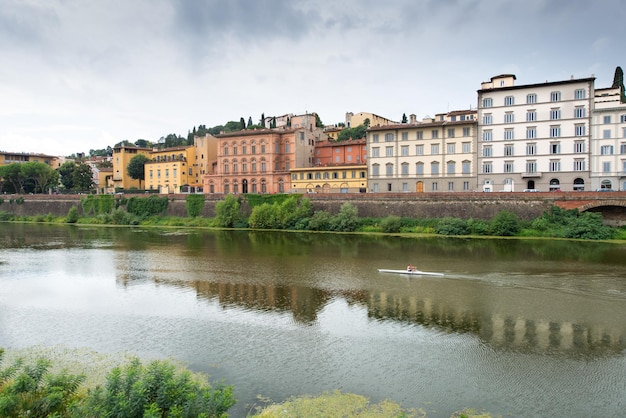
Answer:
xmin=1 ymin=223 xmax=625 ymax=417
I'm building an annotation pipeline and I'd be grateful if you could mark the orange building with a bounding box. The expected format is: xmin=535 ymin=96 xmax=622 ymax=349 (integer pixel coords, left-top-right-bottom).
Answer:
xmin=204 ymin=126 xmax=324 ymax=194
xmin=314 ymin=138 xmax=367 ymax=166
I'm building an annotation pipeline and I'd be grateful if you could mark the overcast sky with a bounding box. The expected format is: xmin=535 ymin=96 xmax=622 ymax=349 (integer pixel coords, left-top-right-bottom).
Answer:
xmin=1 ymin=0 xmax=624 ymax=157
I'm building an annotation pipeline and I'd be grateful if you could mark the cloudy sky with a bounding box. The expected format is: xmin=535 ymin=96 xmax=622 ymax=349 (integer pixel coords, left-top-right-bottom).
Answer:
xmin=1 ymin=0 xmax=624 ymax=157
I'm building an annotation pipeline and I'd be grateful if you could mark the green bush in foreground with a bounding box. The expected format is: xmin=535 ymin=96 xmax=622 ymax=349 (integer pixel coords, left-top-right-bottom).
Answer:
xmin=0 ymin=349 xmax=236 ymax=418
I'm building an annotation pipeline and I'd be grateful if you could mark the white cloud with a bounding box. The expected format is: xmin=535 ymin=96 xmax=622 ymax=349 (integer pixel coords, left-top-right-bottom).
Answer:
xmin=0 ymin=0 xmax=624 ymax=156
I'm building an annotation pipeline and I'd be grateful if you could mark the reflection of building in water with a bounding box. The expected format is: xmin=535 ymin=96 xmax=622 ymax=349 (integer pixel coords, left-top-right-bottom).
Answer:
xmin=192 ymin=281 xmax=336 ymax=324
xmin=367 ymin=290 xmax=625 ymax=356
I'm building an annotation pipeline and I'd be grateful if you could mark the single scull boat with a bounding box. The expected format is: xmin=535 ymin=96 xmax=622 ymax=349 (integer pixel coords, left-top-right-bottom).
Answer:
xmin=378 ymin=269 xmax=444 ymax=277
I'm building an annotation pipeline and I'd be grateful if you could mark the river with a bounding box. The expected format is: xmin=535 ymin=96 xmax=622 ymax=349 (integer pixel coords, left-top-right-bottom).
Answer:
xmin=0 ymin=223 xmax=625 ymax=417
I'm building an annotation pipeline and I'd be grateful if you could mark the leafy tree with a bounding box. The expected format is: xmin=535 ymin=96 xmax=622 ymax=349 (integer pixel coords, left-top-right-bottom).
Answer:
xmin=224 ymin=121 xmax=243 ymax=132
xmin=185 ymin=194 xmax=205 ymax=217
xmin=363 ymin=118 xmax=370 ymax=127
xmin=97 ymin=160 xmax=113 ymax=169
xmin=402 ymin=113 xmax=408 ymax=123
xmin=58 ymin=162 xmax=77 ymax=190
xmin=307 ymin=210 xmax=331 ymax=231
xmin=380 ymin=215 xmax=402 ymax=233
xmin=114 ymin=140 xmax=134 ymax=148
xmin=435 ymin=217 xmax=469 ymax=235
xmin=330 ymin=202 xmax=359 ymax=232
xmin=127 ymin=154 xmax=150 ymax=189
xmin=0 ymin=164 xmax=25 ymax=194
xmin=73 ymin=163 xmax=95 ymax=191
xmin=66 ymin=206 xmax=79 ymax=223
xmin=490 ymin=210 xmax=521 ymax=236
xmin=20 ymin=161 xmax=58 ymax=194
xmin=134 ymin=139 xmax=150 ymax=148
xmin=314 ymin=112 xmax=323 ymax=127
xmin=214 ymin=194 xmax=241 ymax=227
xmin=337 ymin=125 xmax=367 ymax=141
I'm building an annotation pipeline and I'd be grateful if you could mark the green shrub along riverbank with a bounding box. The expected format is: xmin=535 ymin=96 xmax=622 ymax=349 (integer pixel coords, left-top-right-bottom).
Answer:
xmin=0 ymin=193 xmax=623 ymax=241
xmin=1 ymin=347 xmax=495 ymax=418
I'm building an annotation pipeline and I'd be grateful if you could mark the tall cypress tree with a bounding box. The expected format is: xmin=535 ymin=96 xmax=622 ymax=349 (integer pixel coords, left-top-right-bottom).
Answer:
xmin=613 ymin=66 xmax=626 ymax=103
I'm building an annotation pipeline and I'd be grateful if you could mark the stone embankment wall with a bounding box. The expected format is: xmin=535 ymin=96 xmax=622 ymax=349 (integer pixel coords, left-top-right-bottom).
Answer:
xmin=0 ymin=193 xmax=559 ymax=221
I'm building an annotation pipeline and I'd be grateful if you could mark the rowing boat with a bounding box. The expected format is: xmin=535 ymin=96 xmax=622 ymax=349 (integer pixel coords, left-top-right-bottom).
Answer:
xmin=377 ymin=268 xmax=444 ymax=277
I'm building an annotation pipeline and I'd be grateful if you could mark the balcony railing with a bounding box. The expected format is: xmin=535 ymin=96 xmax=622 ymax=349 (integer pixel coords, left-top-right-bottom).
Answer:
xmin=521 ymin=172 xmax=542 ymax=178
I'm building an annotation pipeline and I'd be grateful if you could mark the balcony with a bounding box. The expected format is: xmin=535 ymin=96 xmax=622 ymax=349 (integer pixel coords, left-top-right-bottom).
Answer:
xmin=521 ymin=172 xmax=542 ymax=178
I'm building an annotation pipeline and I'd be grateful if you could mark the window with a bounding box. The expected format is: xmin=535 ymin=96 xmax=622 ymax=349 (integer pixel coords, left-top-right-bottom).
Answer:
xmin=401 ymin=145 xmax=409 ymax=156
xmin=550 ymin=108 xmax=561 ymax=120
xmin=416 ymin=145 xmax=424 ymax=155
xmin=372 ymin=147 xmax=379 ymax=157
xmin=603 ymin=161 xmax=611 ymax=173
xmin=574 ymin=106 xmax=585 ymax=118
xmin=504 ymin=96 xmax=514 ymax=106
xmin=332 ymin=172 xmax=339 ymax=179
xmin=386 ymin=146 xmax=393 ymax=157
xmin=504 ymin=144 xmax=514 ymax=156
xmin=463 ymin=127 xmax=471 ymax=137
xmin=261 ymin=161 xmax=266 ymax=172
xmin=504 ymin=161 xmax=514 ymax=173
xmin=549 ymin=160 xmax=561 ymax=172
xmin=448 ymin=182 xmax=454 ymax=191
xmin=402 ymin=183 xmax=408 ymax=192
xmin=482 ymin=145 xmax=492 ymax=157
xmin=621 ymin=114 xmax=626 ymax=123
xmin=447 ymin=161 xmax=455 ymax=174
xmin=604 ymin=115 xmax=611 ymax=124
xmin=431 ymin=162 xmax=439 ymax=175
xmin=483 ymin=114 xmax=493 ymax=125
xmin=432 ymin=182 xmax=438 ymax=191
xmin=462 ymin=161 xmax=471 ymax=174
xmin=601 ymin=145 xmax=614 ymax=155
xmin=401 ymin=163 xmax=409 ymax=175
xmin=574 ymin=141 xmax=585 ymax=153
xmin=574 ymin=159 xmax=585 ymax=171
xmin=527 ymin=94 xmax=537 ymax=104
xmin=526 ymin=143 xmax=537 ymax=155
xmin=447 ymin=128 xmax=455 ymax=138
xmin=504 ymin=129 xmax=514 ymax=140
xmin=482 ymin=97 xmax=493 ymax=108
xmin=551 ymin=91 xmax=561 ymax=102
xmin=372 ymin=134 xmax=379 ymax=143
xmin=447 ymin=143 xmax=455 ymax=154
xmin=575 ymin=89 xmax=586 ymax=99
xmin=463 ymin=181 xmax=470 ymax=191
xmin=575 ymin=124 xmax=586 ymax=136
xmin=504 ymin=112 xmax=514 ymax=123
xmin=526 ymin=161 xmax=537 ymax=173
xmin=385 ymin=133 xmax=394 ymax=142
xmin=482 ymin=162 xmax=492 ymax=173
xmin=550 ymin=143 xmax=561 ymax=154
xmin=386 ymin=163 xmax=393 ymax=176
xmin=431 ymin=144 xmax=439 ymax=155
xmin=233 ymin=146 xmax=238 ymax=155
xmin=261 ymin=144 xmax=265 ymax=153
xmin=621 ymin=143 xmax=626 ymax=154
xmin=482 ymin=130 xmax=493 ymax=141
xmin=462 ymin=142 xmax=471 ymax=153
xmin=527 ymin=110 xmax=537 ymax=122
xmin=416 ymin=162 xmax=424 ymax=175
xmin=432 ymin=130 xmax=439 ymax=139
xmin=372 ymin=183 xmax=379 ymax=192
xmin=526 ymin=127 xmax=536 ymax=139
xmin=603 ymin=130 xmax=611 ymax=139
xmin=550 ymin=126 xmax=561 ymax=138
xmin=372 ymin=164 xmax=380 ymax=176
xmin=401 ymin=132 xmax=408 ymax=141
xmin=416 ymin=131 xmax=423 ymax=140
xmin=251 ymin=145 xmax=256 ymax=154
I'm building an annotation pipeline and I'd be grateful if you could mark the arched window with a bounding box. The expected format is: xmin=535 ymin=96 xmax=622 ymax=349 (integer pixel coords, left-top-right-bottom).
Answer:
xmin=223 ymin=160 xmax=229 ymax=174
xmin=573 ymin=178 xmax=585 ymax=191
xmin=549 ymin=178 xmax=560 ymax=191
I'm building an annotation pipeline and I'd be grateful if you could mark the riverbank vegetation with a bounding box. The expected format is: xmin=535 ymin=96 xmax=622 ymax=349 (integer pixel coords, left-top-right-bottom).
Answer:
xmin=1 ymin=347 xmax=496 ymax=418
xmin=0 ymin=193 xmax=622 ymax=241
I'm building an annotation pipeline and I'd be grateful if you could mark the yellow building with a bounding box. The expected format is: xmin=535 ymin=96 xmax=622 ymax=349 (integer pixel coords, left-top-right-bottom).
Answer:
xmin=190 ymin=134 xmax=218 ymax=190
xmin=145 ymin=145 xmax=196 ymax=194
xmin=0 ymin=151 xmax=60 ymax=168
xmin=345 ymin=112 xmax=397 ymax=128
xmin=290 ymin=164 xmax=367 ymax=193
xmin=112 ymin=145 xmax=151 ymax=191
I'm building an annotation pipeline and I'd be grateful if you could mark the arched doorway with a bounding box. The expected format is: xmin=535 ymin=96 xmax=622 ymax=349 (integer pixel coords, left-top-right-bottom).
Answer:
xmin=242 ymin=179 xmax=248 ymax=194
xmin=549 ymin=178 xmax=560 ymax=192
xmin=415 ymin=181 xmax=424 ymax=193
xmin=573 ymin=178 xmax=585 ymax=191
xmin=526 ymin=180 xmax=536 ymax=189
xmin=600 ymin=179 xmax=613 ymax=191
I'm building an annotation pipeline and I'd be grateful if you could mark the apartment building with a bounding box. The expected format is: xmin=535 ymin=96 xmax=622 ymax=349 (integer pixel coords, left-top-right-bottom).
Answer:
xmin=144 ymin=145 xmax=195 ymax=193
xmin=0 ymin=151 xmax=60 ymax=168
xmin=204 ymin=126 xmax=322 ymax=194
xmin=112 ymin=145 xmax=151 ymax=190
xmin=591 ymin=85 xmax=626 ymax=191
xmin=291 ymin=138 xmax=367 ymax=193
xmin=477 ymin=74 xmax=594 ymax=192
xmin=366 ymin=110 xmax=477 ymax=193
